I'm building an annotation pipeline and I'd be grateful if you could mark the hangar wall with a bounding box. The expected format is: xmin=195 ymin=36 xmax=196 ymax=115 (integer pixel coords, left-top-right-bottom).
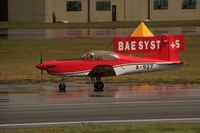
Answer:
xmin=45 ymin=0 xmax=148 ymax=23
xmin=8 ymin=0 xmax=45 ymax=23
xmin=150 ymin=0 xmax=200 ymax=21
xmin=7 ymin=0 xmax=200 ymax=23
xmin=45 ymin=0 xmax=125 ymax=23
xmin=45 ymin=0 xmax=88 ymax=23
xmin=124 ymin=0 xmax=148 ymax=21
xmin=90 ymin=0 xmax=112 ymax=22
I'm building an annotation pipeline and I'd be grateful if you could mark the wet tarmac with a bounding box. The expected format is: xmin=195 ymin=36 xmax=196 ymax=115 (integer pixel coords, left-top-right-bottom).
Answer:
xmin=0 ymin=83 xmax=200 ymax=128
xmin=0 ymin=27 xmax=200 ymax=40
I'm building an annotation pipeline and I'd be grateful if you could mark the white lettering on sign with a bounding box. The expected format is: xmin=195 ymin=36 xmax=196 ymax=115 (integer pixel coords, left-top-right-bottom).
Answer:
xmin=157 ymin=40 xmax=161 ymax=49
xmin=117 ymin=40 xmax=162 ymax=51
xmin=114 ymin=35 xmax=184 ymax=53
xmin=131 ymin=41 xmax=136 ymax=50
xmin=118 ymin=41 xmax=124 ymax=51
xmin=144 ymin=41 xmax=149 ymax=50
xmin=139 ymin=41 xmax=143 ymax=50
xmin=170 ymin=39 xmax=181 ymax=49
xmin=125 ymin=41 xmax=130 ymax=50
xmin=175 ymin=39 xmax=180 ymax=48
xmin=170 ymin=43 xmax=176 ymax=49
xmin=150 ymin=41 xmax=155 ymax=50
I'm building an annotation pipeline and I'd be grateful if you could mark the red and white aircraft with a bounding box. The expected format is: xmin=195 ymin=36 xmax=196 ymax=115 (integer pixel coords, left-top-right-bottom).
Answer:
xmin=36 ymin=34 xmax=184 ymax=92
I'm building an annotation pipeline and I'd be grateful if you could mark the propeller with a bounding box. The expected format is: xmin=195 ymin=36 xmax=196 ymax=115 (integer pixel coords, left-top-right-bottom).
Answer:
xmin=40 ymin=52 xmax=44 ymax=80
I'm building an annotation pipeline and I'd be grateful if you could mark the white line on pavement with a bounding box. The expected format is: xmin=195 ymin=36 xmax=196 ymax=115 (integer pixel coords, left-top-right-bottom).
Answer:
xmin=0 ymin=99 xmax=200 ymax=108
xmin=1 ymin=118 xmax=200 ymax=128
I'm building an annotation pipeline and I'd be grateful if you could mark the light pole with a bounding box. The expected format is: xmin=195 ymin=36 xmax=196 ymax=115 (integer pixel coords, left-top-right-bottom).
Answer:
xmin=88 ymin=0 xmax=90 ymax=23
xmin=124 ymin=0 xmax=126 ymax=21
xmin=148 ymin=0 xmax=151 ymax=20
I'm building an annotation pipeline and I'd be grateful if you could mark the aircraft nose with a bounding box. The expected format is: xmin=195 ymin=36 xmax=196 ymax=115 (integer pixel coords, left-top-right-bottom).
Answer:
xmin=36 ymin=63 xmax=45 ymax=70
xmin=36 ymin=63 xmax=56 ymax=70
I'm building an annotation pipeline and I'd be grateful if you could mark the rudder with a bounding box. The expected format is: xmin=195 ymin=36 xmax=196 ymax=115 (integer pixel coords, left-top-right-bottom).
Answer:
xmin=145 ymin=34 xmax=180 ymax=61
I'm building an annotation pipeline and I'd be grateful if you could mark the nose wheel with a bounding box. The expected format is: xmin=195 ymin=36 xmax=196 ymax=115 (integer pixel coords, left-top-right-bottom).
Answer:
xmin=59 ymin=83 xmax=66 ymax=92
xmin=94 ymin=81 xmax=104 ymax=92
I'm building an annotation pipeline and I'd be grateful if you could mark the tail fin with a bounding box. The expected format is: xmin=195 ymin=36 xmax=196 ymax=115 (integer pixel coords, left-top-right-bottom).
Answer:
xmin=145 ymin=34 xmax=180 ymax=61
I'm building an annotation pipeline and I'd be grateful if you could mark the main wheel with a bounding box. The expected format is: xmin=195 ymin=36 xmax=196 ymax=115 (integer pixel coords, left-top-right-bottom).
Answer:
xmin=59 ymin=83 xmax=66 ymax=92
xmin=94 ymin=82 xmax=104 ymax=92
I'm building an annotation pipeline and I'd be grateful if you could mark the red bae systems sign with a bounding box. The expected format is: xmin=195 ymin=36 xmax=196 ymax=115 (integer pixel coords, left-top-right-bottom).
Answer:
xmin=114 ymin=35 xmax=184 ymax=54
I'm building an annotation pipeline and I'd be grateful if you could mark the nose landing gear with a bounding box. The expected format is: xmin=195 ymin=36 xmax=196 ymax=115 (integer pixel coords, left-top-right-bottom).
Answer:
xmin=59 ymin=79 xmax=66 ymax=92
xmin=59 ymin=83 xmax=66 ymax=92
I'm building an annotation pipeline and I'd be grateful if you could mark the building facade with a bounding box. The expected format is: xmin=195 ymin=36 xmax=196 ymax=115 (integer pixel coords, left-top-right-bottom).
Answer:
xmin=0 ymin=0 xmax=199 ymax=23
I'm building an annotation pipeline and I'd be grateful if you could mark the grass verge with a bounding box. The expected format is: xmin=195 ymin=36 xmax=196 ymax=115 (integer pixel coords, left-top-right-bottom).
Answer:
xmin=0 ymin=20 xmax=200 ymax=29
xmin=1 ymin=124 xmax=200 ymax=133
xmin=0 ymin=35 xmax=200 ymax=84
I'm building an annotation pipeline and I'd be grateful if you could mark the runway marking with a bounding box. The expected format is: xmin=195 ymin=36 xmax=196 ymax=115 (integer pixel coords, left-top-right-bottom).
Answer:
xmin=0 ymin=99 xmax=200 ymax=108
xmin=0 ymin=118 xmax=200 ymax=128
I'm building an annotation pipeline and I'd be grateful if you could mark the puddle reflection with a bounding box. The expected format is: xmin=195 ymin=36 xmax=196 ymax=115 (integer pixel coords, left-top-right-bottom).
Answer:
xmin=48 ymin=84 xmax=190 ymax=100
xmin=0 ymin=84 xmax=199 ymax=105
xmin=0 ymin=27 xmax=200 ymax=40
xmin=0 ymin=28 xmax=8 ymax=39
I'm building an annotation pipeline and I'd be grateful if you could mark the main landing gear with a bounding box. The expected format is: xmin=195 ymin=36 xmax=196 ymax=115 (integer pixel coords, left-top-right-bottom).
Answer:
xmin=58 ymin=77 xmax=105 ymax=93
xmin=94 ymin=81 xmax=104 ymax=92
xmin=92 ymin=77 xmax=104 ymax=92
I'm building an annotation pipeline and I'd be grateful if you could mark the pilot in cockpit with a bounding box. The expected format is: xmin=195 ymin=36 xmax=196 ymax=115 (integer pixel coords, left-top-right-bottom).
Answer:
xmin=90 ymin=52 xmax=95 ymax=60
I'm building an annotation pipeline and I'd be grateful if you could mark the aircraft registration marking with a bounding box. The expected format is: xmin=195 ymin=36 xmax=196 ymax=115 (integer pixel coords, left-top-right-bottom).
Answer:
xmin=136 ymin=64 xmax=154 ymax=70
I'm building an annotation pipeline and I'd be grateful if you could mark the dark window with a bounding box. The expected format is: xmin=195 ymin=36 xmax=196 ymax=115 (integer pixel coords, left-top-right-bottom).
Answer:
xmin=154 ymin=0 xmax=168 ymax=10
xmin=96 ymin=0 xmax=111 ymax=11
xmin=0 ymin=0 xmax=8 ymax=21
xmin=182 ymin=0 xmax=196 ymax=9
xmin=67 ymin=1 xmax=82 ymax=11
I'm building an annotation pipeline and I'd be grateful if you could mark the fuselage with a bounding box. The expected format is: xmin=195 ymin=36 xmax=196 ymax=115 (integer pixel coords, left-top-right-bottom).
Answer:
xmin=36 ymin=51 xmax=183 ymax=77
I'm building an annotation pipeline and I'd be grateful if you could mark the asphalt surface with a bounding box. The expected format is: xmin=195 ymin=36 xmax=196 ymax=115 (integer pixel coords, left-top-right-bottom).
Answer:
xmin=0 ymin=27 xmax=200 ymax=40
xmin=0 ymin=83 xmax=200 ymax=128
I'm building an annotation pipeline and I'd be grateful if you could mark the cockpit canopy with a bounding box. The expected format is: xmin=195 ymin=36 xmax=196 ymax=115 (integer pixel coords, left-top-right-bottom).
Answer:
xmin=81 ymin=51 xmax=118 ymax=60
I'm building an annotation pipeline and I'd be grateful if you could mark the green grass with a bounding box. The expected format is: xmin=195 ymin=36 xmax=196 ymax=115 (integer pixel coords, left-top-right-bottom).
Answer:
xmin=0 ymin=35 xmax=200 ymax=83
xmin=1 ymin=124 xmax=200 ymax=133
xmin=0 ymin=20 xmax=200 ymax=29
xmin=0 ymin=38 xmax=112 ymax=82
